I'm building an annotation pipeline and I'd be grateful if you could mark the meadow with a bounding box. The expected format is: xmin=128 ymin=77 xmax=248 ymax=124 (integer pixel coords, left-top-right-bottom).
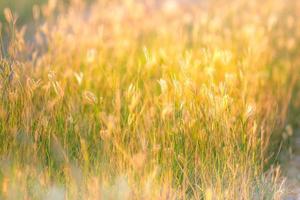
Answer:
xmin=0 ymin=0 xmax=300 ymax=199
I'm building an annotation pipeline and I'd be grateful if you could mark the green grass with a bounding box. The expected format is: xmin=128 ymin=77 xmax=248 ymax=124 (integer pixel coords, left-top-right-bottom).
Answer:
xmin=0 ymin=0 xmax=299 ymax=199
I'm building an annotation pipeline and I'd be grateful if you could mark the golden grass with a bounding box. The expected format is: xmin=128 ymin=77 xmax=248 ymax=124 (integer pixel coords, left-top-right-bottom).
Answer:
xmin=0 ymin=0 xmax=299 ymax=199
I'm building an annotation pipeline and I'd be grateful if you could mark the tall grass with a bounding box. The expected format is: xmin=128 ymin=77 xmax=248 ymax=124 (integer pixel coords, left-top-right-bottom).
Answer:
xmin=0 ymin=0 xmax=299 ymax=199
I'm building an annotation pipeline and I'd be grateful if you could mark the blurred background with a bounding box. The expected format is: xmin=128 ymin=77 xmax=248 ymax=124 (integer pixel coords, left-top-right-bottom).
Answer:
xmin=0 ymin=0 xmax=47 ymax=24
xmin=0 ymin=0 xmax=98 ymax=25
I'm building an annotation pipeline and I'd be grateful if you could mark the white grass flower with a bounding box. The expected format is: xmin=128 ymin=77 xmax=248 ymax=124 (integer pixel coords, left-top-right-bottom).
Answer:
xmin=4 ymin=8 xmax=13 ymax=24
xmin=245 ymin=104 xmax=255 ymax=119
xmin=86 ymin=48 xmax=97 ymax=63
xmin=52 ymin=81 xmax=64 ymax=98
xmin=158 ymin=79 xmax=168 ymax=94
xmin=74 ymin=72 xmax=83 ymax=85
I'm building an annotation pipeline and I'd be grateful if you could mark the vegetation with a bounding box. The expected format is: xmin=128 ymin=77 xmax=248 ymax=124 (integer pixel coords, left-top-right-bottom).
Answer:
xmin=0 ymin=0 xmax=47 ymax=24
xmin=0 ymin=0 xmax=299 ymax=199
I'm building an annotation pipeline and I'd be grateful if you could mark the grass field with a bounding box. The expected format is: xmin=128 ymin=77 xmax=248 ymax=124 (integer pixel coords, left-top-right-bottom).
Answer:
xmin=0 ymin=0 xmax=300 ymax=199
